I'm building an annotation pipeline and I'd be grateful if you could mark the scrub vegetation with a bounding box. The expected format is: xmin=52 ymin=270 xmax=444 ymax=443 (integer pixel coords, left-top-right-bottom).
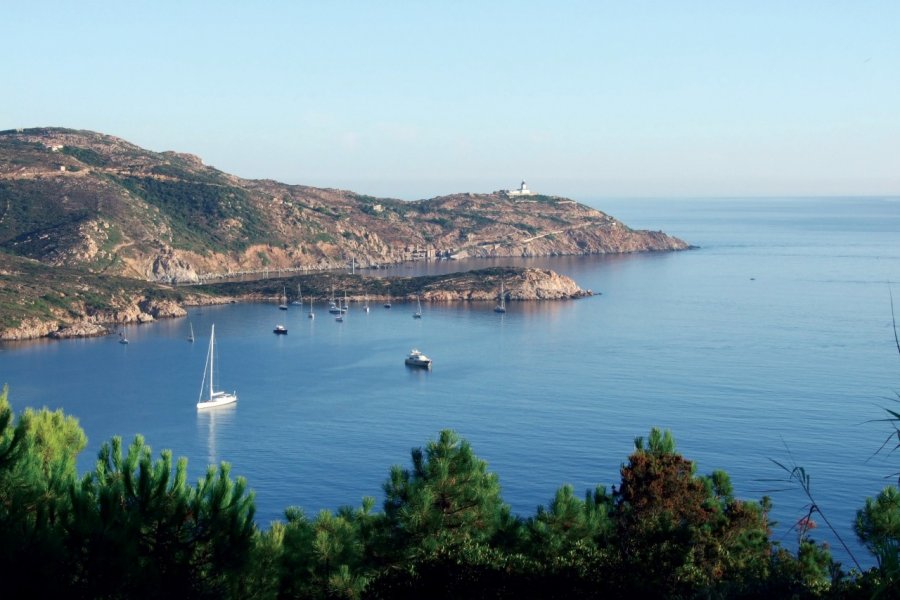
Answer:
xmin=0 ymin=387 xmax=896 ymax=599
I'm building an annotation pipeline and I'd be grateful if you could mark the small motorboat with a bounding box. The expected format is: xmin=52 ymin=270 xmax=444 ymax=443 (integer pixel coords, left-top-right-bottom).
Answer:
xmin=404 ymin=348 xmax=432 ymax=368
xmin=273 ymin=325 xmax=288 ymax=335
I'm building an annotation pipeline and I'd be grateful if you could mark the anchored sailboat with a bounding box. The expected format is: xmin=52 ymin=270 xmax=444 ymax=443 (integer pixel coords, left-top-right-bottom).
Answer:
xmin=494 ymin=280 xmax=507 ymax=313
xmin=328 ymin=285 xmax=342 ymax=314
xmin=197 ymin=324 xmax=237 ymax=409
xmin=336 ymin=292 xmax=348 ymax=322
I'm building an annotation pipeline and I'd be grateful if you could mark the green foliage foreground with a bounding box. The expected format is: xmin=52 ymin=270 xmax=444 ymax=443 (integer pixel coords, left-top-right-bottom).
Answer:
xmin=0 ymin=387 xmax=897 ymax=599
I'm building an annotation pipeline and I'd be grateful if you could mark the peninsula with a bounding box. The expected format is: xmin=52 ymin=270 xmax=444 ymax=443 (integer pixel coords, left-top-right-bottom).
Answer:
xmin=0 ymin=127 xmax=689 ymax=339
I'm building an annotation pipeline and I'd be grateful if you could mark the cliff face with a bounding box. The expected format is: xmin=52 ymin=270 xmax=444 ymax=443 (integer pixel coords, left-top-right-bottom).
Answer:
xmin=0 ymin=128 xmax=689 ymax=283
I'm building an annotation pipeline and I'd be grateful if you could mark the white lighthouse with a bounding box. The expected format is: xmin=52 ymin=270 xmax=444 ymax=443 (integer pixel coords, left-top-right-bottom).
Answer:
xmin=507 ymin=181 xmax=535 ymax=197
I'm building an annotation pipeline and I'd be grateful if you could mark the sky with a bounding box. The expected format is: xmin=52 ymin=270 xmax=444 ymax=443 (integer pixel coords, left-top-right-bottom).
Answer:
xmin=2 ymin=1 xmax=898 ymax=200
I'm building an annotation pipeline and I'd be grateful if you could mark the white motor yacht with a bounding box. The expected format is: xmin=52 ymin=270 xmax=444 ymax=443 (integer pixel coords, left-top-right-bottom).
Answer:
xmin=404 ymin=348 xmax=432 ymax=368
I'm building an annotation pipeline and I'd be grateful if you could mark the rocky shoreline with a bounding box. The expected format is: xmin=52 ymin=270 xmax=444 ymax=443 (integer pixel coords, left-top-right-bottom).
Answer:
xmin=0 ymin=267 xmax=591 ymax=341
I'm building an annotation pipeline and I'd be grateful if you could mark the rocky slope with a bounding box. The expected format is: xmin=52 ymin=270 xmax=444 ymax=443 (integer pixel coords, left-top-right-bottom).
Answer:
xmin=0 ymin=128 xmax=689 ymax=284
xmin=0 ymin=253 xmax=586 ymax=340
xmin=204 ymin=266 xmax=590 ymax=305
xmin=0 ymin=253 xmax=195 ymax=340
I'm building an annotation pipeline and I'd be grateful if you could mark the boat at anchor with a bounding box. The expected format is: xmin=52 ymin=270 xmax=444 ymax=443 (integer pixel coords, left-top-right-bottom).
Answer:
xmin=405 ymin=348 xmax=432 ymax=368
xmin=197 ymin=324 xmax=238 ymax=409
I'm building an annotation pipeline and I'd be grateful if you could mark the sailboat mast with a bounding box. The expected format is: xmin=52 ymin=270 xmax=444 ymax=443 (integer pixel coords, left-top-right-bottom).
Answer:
xmin=209 ymin=324 xmax=215 ymax=398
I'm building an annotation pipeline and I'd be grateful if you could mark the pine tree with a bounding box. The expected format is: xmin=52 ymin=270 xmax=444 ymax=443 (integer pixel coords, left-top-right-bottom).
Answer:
xmin=382 ymin=429 xmax=506 ymax=559
xmin=0 ymin=387 xmax=82 ymax=597
xmin=65 ymin=435 xmax=256 ymax=599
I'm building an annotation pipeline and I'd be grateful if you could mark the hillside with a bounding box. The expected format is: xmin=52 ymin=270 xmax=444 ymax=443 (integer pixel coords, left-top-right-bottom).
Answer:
xmin=0 ymin=251 xmax=587 ymax=340
xmin=0 ymin=127 xmax=689 ymax=283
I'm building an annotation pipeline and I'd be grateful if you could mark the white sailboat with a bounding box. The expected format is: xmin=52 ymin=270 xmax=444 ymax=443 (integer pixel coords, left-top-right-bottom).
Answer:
xmin=308 ymin=296 xmax=315 ymax=319
xmin=187 ymin=321 xmax=195 ymax=342
xmin=364 ymin=292 xmax=370 ymax=313
xmin=119 ymin=327 xmax=129 ymax=344
xmin=384 ymin=293 xmax=392 ymax=309
xmin=336 ymin=292 xmax=348 ymax=322
xmin=413 ymin=295 xmax=422 ymax=319
xmin=278 ymin=286 xmax=289 ymax=310
xmin=197 ymin=324 xmax=237 ymax=410
xmin=328 ymin=285 xmax=342 ymax=314
xmin=494 ymin=280 xmax=507 ymax=313
xmin=292 ymin=284 xmax=303 ymax=305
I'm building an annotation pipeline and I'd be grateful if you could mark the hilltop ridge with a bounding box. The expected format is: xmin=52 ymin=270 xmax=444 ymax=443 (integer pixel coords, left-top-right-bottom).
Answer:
xmin=0 ymin=127 xmax=689 ymax=284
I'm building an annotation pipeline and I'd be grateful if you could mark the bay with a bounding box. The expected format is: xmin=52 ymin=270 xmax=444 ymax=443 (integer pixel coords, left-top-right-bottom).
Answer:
xmin=1 ymin=196 xmax=898 ymax=567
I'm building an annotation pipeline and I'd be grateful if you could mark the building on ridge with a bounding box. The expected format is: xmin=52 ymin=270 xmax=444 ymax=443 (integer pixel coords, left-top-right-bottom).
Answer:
xmin=506 ymin=181 xmax=535 ymax=197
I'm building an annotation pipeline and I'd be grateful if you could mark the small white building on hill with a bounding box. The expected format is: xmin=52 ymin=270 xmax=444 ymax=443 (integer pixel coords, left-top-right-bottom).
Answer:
xmin=507 ymin=181 xmax=536 ymax=197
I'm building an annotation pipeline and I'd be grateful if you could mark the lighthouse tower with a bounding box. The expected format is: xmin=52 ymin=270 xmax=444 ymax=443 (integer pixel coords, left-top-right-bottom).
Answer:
xmin=507 ymin=181 xmax=535 ymax=197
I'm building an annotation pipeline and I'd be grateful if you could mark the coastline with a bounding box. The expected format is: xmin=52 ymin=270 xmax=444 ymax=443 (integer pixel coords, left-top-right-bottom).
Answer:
xmin=0 ymin=266 xmax=593 ymax=341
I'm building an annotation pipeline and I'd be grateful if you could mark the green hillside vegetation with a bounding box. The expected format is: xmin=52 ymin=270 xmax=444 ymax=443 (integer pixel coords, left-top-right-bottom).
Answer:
xmin=0 ymin=128 xmax=689 ymax=289
xmin=0 ymin=253 xmax=186 ymax=329
xmin=0 ymin=179 xmax=94 ymax=252
xmin=59 ymin=145 xmax=109 ymax=167
xmin=113 ymin=175 xmax=273 ymax=253
xmin=199 ymin=266 xmax=528 ymax=301
xmin=0 ymin=387 xmax=896 ymax=599
xmin=0 ymin=253 xmax=561 ymax=334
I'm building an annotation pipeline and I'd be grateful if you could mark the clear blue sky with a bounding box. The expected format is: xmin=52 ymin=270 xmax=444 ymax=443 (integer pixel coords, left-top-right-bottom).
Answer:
xmin=3 ymin=1 xmax=898 ymax=200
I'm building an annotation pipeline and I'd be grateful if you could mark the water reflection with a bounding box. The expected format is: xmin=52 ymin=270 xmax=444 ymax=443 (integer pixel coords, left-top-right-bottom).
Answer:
xmin=196 ymin=404 xmax=237 ymax=467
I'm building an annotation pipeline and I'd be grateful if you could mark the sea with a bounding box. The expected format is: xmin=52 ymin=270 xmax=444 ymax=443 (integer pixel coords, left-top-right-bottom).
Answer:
xmin=2 ymin=196 xmax=899 ymax=568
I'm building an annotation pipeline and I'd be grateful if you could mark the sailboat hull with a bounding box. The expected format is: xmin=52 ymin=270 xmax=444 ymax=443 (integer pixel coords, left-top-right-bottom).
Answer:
xmin=197 ymin=392 xmax=237 ymax=409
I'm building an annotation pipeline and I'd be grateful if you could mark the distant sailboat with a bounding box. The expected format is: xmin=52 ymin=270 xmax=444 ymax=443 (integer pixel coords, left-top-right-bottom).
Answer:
xmin=119 ymin=327 xmax=129 ymax=344
xmin=328 ymin=285 xmax=342 ymax=314
xmin=384 ymin=293 xmax=392 ymax=309
xmin=292 ymin=284 xmax=303 ymax=305
xmin=197 ymin=324 xmax=237 ymax=409
xmin=187 ymin=321 xmax=195 ymax=342
xmin=278 ymin=286 xmax=289 ymax=310
xmin=494 ymin=280 xmax=507 ymax=313
xmin=336 ymin=292 xmax=348 ymax=322
xmin=413 ymin=295 xmax=422 ymax=319
xmin=308 ymin=296 xmax=315 ymax=319
xmin=364 ymin=293 xmax=370 ymax=313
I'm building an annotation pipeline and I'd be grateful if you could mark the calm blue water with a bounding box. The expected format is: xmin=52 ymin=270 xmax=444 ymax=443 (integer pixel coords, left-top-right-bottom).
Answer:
xmin=2 ymin=197 xmax=899 ymax=567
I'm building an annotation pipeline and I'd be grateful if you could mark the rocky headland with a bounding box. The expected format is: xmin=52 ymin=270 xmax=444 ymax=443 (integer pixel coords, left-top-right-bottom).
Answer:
xmin=0 ymin=265 xmax=588 ymax=341
xmin=0 ymin=127 xmax=690 ymax=340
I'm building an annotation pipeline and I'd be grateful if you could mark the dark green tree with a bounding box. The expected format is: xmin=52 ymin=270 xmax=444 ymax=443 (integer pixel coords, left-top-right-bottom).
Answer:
xmin=366 ymin=430 xmax=518 ymax=598
xmin=856 ymin=485 xmax=900 ymax=589
xmin=65 ymin=435 xmax=256 ymax=599
xmin=279 ymin=499 xmax=378 ymax=599
xmin=381 ymin=429 xmax=506 ymax=558
xmin=526 ymin=483 xmax=614 ymax=561
xmin=0 ymin=388 xmax=83 ymax=597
